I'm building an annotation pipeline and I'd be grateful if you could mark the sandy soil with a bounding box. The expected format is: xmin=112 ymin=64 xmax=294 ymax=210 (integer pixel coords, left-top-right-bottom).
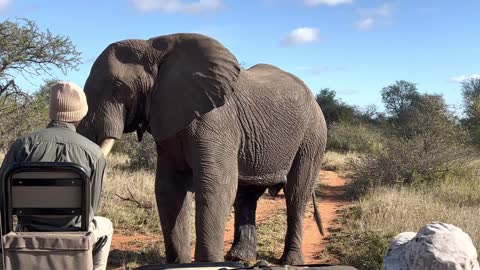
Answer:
xmin=302 ymin=171 xmax=351 ymax=264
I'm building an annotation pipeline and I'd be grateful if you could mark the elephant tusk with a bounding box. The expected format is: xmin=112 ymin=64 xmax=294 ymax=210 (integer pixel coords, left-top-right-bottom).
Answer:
xmin=100 ymin=138 xmax=115 ymax=157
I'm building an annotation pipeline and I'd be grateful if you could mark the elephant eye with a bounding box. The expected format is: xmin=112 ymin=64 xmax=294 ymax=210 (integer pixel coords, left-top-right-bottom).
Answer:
xmin=111 ymin=78 xmax=130 ymax=100
xmin=112 ymin=78 xmax=127 ymax=89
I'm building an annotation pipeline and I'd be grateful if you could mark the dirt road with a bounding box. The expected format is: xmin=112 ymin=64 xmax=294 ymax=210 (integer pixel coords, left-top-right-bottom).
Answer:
xmin=108 ymin=170 xmax=350 ymax=268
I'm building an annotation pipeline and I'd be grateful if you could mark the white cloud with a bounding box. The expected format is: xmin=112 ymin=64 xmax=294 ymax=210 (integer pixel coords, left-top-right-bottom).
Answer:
xmin=449 ymin=74 xmax=480 ymax=83
xmin=355 ymin=17 xmax=374 ymax=29
xmin=296 ymin=66 xmax=328 ymax=74
xmin=0 ymin=0 xmax=11 ymax=11
xmin=282 ymin=27 xmax=320 ymax=46
xmin=362 ymin=3 xmax=393 ymax=17
xmin=130 ymin=0 xmax=221 ymax=14
xmin=355 ymin=3 xmax=393 ymax=30
xmin=304 ymin=0 xmax=353 ymax=7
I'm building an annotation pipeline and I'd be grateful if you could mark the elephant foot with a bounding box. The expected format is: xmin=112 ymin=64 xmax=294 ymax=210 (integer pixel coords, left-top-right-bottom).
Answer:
xmin=165 ymin=250 xmax=191 ymax=264
xmin=225 ymin=245 xmax=257 ymax=263
xmin=280 ymin=250 xmax=304 ymax=265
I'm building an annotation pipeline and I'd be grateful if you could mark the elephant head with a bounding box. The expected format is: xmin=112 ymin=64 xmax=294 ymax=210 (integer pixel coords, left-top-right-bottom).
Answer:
xmin=77 ymin=33 xmax=241 ymax=149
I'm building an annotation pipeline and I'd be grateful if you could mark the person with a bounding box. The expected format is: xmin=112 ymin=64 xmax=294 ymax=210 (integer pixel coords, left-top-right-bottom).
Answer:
xmin=0 ymin=82 xmax=113 ymax=270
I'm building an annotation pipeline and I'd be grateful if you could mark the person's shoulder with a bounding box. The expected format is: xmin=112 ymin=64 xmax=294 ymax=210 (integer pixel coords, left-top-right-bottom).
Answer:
xmin=15 ymin=128 xmax=48 ymax=144
xmin=69 ymin=132 xmax=105 ymax=160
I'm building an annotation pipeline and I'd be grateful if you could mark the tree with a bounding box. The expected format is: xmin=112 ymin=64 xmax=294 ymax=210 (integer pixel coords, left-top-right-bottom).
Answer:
xmin=315 ymin=88 xmax=356 ymax=126
xmin=0 ymin=80 xmax=58 ymax=150
xmin=461 ymin=78 xmax=480 ymax=143
xmin=410 ymin=94 xmax=463 ymax=140
xmin=0 ymin=19 xmax=81 ymax=150
xmin=349 ymin=93 xmax=472 ymax=192
xmin=381 ymin=80 xmax=420 ymax=124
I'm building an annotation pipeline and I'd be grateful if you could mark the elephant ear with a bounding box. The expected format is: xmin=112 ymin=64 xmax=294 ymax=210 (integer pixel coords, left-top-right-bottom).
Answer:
xmin=148 ymin=34 xmax=241 ymax=142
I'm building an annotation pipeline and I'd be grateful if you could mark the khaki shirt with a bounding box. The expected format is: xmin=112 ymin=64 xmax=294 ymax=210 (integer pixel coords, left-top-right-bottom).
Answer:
xmin=0 ymin=121 xmax=106 ymax=231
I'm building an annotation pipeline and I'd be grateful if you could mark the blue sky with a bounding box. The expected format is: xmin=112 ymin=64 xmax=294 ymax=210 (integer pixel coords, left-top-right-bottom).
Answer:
xmin=1 ymin=0 xmax=479 ymax=111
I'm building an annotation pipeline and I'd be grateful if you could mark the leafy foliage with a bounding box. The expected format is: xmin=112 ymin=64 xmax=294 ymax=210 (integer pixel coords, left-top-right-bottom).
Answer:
xmin=316 ymin=88 xmax=356 ymax=126
xmin=113 ymin=132 xmax=157 ymax=171
xmin=381 ymin=80 xmax=420 ymax=122
xmin=461 ymin=78 xmax=480 ymax=144
xmin=327 ymin=122 xmax=385 ymax=153
xmin=347 ymin=93 xmax=474 ymax=198
xmin=0 ymin=79 xmax=58 ymax=150
xmin=316 ymin=88 xmax=388 ymax=153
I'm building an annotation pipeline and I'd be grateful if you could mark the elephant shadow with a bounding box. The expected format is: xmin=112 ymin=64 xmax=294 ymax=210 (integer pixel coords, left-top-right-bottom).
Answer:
xmin=107 ymin=248 xmax=166 ymax=269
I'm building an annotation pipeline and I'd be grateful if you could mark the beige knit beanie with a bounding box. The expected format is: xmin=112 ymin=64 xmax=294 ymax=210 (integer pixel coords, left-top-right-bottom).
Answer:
xmin=49 ymin=82 xmax=88 ymax=122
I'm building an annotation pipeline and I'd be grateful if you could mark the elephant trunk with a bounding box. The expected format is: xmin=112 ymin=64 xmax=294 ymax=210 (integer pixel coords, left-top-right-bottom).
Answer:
xmin=77 ymin=75 xmax=126 ymax=147
xmin=99 ymin=138 xmax=115 ymax=156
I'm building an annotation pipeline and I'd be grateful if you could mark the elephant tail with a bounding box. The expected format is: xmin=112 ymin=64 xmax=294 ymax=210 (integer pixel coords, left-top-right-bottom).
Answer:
xmin=312 ymin=192 xmax=324 ymax=236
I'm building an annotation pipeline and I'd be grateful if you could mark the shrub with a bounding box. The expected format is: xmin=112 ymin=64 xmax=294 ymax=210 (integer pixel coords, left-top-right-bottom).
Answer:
xmin=346 ymin=135 xmax=473 ymax=199
xmin=113 ymin=132 xmax=157 ymax=171
xmin=327 ymin=122 xmax=384 ymax=153
xmin=316 ymin=88 xmax=357 ymax=126
xmin=321 ymin=151 xmax=358 ymax=172
xmin=346 ymin=93 xmax=475 ymax=198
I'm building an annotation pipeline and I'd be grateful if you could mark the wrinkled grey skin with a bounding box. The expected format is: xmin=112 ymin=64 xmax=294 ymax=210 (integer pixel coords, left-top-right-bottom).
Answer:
xmin=78 ymin=33 xmax=327 ymax=265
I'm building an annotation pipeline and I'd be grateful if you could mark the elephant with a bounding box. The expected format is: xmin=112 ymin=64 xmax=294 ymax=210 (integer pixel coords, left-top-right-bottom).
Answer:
xmin=77 ymin=33 xmax=327 ymax=265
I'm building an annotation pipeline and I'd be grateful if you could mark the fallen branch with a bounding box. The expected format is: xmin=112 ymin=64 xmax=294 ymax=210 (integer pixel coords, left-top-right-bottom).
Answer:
xmin=115 ymin=188 xmax=153 ymax=211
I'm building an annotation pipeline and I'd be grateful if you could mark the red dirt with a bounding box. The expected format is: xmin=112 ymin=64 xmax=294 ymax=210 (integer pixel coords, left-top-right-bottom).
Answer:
xmin=108 ymin=170 xmax=350 ymax=268
xmin=110 ymin=232 xmax=158 ymax=251
xmin=303 ymin=171 xmax=351 ymax=264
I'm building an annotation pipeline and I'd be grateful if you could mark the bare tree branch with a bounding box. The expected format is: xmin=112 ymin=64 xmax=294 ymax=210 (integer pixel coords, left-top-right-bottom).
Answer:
xmin=115 ymin=188 xmax=153 ymax=211
xmin=0 ymin=18 xmax=82 ymax=150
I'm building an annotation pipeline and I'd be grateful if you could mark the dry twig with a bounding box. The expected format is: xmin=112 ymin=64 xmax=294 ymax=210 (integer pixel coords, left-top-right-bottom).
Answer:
xmin=115 ymin=188 xmax=153 ymax=211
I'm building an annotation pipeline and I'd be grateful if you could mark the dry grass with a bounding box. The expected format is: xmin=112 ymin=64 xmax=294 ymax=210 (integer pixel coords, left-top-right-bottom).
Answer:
xmin=321 ymin=151 xmax=357 ymax=172
xmin=327 ymin=165 xmax=480 ymax=270
xmin=100 ymin=154 xmax=161 ymax=235
xmin=256 ymin=209 xmax=287 ymax=263
xmin=356 ymin=178 xmax=480 ymax=246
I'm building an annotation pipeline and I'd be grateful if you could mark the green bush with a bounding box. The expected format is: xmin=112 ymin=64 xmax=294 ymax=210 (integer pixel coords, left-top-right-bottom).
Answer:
xmin=346 ymin=93 xmax=475 ymax=198
xmin=113 ymin=132 xmax=157 ymax=171
xmin=327 ymin=122 xmax=384 ymax=153
xmin=346 ymin=135 xmax=473 ymax=199
xmin=0 ymin=80 xmax=55 ymax=151
xmin=316 ymin=88 xmax=357 ymax=126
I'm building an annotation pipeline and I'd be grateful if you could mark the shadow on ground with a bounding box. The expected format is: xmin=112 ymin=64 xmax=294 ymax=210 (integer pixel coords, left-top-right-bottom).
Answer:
xmin=108 ymin=249 xmax=166 ymax=269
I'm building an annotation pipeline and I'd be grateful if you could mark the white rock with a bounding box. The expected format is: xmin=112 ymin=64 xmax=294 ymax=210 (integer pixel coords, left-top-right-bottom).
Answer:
xmin=384 ymin=232 xmax=416 ymax=270
xmin=384 ymin=223 xmax=480 ymax=270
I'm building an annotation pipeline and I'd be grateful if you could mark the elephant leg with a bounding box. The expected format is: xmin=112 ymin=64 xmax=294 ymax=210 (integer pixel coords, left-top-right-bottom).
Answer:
xmin=280 ymin=142 xmax=323 ymax=265
xmin=226 ymin=185 xmax=266 ymax=262
xmin=192 ymin=143 xmax=238 ymax=262
xmin=155 ymin=150 xmax=193 ymax=263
